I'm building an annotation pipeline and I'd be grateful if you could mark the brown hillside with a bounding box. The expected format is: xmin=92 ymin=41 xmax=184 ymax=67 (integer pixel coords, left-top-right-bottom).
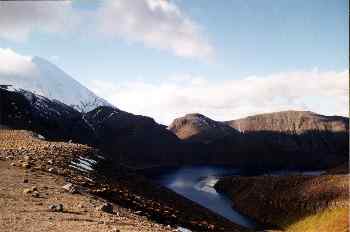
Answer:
xmin=168 ymin=113 xmax=236 ymax=142
xmin=227 ymin=110 xmax=348 ymax=134
xmin=215 ymin=174 xmax=349 ymax=231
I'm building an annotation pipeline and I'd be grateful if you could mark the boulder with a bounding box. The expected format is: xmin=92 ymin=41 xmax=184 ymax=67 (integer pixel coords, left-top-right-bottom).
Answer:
xmin=97 ymin=202 xmax=113 ymax=213
xmin=62 ymin=183 xmax=78 ymax=194
xmin=48 ymin=204 xmax=64 ymax=212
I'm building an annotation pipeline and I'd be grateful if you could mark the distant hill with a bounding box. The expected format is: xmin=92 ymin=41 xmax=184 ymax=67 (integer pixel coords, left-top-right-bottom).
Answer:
xmin=227 ymin=110 xmax=348 ymax=134
xmin=168 ymin=113 xmax=238 ymax=143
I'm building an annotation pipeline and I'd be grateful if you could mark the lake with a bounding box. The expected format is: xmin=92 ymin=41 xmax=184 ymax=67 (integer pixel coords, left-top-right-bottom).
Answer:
xmin=141 ymin=165 xmax=326 ymax=230
xmin=147 ymin=165 xmax=258 ymax=229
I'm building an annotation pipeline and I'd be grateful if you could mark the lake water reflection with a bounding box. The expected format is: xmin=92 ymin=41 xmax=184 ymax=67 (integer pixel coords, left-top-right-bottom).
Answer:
xmin=152 ymin=166 xmax=258 ymax=229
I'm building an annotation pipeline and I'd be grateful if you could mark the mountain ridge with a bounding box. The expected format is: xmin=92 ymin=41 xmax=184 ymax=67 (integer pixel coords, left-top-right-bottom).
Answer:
xmin=1 ymin=88 xmax=348 ymax=170
xmin=0 ymin=88 xmax=185 ymax=168
xmin=168 ymin=111 xmax=348 ymax=170
xmin=226 ymin=110 xmax=348 ymax=134
xmin=168 ymin=113 xmax=237 ymax=143
xmin=169 ymin=110 xmax=348 ymax=139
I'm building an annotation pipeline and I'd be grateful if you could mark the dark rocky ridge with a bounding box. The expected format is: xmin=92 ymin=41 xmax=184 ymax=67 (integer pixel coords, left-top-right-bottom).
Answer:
xmin=0 ymin=88 xmax=185 ymax=168
xmin=83 ymin=106 xmax=185 ymax=167
xmin=0 ymin=89 xmax=96 ymax=145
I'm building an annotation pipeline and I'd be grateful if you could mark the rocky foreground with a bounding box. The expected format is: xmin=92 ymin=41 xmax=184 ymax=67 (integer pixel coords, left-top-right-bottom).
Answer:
xmin=215 ymin=173 xmax=349 ymax=232
xmin=0 ymin=160 xmax=173 ymax=232
xmin=0 ymin=128 xmax=248 ymax=232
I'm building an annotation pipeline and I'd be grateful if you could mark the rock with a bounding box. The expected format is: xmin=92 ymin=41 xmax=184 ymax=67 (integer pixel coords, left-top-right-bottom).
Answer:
xmin=23 ymin=188 xmax=32 ymax=194
xmin=10 ymin=162 xmax=16 ymax=166
xmin=97 ymin=202 xmax=113 ymax=213
xmin=22 ymin=162 xmax=30 ymax=169
xmin=32 ymin=191 xmax=40 ymax=198
xmin=48 ymin=204 xmax=64 ymax=212
xmin=48 ymin=168 xmax=54 ymax=172
xmin=23 ymin=187 xmax=39 ymax=197
xmin=62 ymin=183 xmax=78 ymax=194
xmin=47 ymin=159 xmax=53 ymax=164
xmin=48 ymin=205 xmax=55 ymax=211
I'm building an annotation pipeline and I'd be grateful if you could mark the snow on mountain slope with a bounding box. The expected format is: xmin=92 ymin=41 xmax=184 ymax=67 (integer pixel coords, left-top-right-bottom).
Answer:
xmin=0 ymin=54 xmax=111 ymax=112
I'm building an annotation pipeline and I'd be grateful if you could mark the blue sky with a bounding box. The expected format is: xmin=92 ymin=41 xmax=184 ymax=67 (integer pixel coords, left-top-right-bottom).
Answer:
xmin=0 ymin=0 xmax=348 ymax=123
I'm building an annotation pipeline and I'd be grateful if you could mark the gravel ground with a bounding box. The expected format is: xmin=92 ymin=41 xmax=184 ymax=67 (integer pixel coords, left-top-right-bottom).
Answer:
xmin=0 ymin=129 xmax=176 ymax=232
xmin=0 ymin=160 xmax=175 ymax=232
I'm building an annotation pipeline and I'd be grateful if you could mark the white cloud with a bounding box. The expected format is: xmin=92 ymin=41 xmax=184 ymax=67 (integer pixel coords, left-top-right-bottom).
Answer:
xmin=88 ymin=70 xmax=349 ymax=124
xmin=0 ymin=48 xmax=38 ymax=76
xmin=97 ymin=0 xmax=213 ymax=60
xmin=0 ymin=0 xmax=213 ymax=60
xmin=0 ymin=1 xmax=80 ymax=42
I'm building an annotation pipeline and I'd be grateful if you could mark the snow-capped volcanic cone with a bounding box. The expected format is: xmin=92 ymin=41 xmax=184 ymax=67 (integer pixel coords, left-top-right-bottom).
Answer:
xmin=0 ymin=56 xmax=110 ymax=112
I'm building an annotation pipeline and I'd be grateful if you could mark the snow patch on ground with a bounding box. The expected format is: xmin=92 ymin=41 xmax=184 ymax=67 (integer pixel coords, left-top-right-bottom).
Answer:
xmin=176 ymin=227 xmax=192 ymax=232
xmin=70 ymin=156 xmax=98 ymax=172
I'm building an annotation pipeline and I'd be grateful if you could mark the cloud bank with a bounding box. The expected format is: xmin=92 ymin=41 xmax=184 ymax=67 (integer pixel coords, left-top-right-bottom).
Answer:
xmin=0 ymin=48 xmax=38 ymax=76
xmin=0 ymin=1 xmax=78 ymax=42
xmin=0 ymin=0 xmax=213 ymax=60
xmin=89 ymin=71 xmax=349 ymax=124
xmin=97 ymin=0 xmax=213 ymax=60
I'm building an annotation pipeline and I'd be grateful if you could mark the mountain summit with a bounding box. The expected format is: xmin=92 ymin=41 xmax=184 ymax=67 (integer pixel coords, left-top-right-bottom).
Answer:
xmin=168 ymin=113 xmax=237 ymax=142
xmin=0 ymin=56 xmax=110 ymax=112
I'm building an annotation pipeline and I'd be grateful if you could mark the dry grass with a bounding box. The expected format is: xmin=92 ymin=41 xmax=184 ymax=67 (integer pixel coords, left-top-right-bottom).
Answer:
xmin=285 ymin=207 xmax=349 ymax=232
